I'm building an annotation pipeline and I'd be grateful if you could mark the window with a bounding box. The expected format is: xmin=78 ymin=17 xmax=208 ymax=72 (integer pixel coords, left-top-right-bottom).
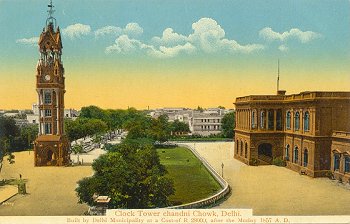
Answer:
xmin=286 ymin=111 xmax=291 ymax=129
xmin=334 ymin=154 xmax=340 ymax=171
xmin=44 ymin=123 xmax=52 ymax=134
xmin=260 ymin=111 xmax=265 ymax=129
xmin=251 ymin=111 xmax=256 ymax=129
xmin=240 ymin=141 xmax=243 ymax=156
xmin=44 ymin=91 xmax=52 ymax=104
xmin=285 ymin=144 xmax=290 ymax=161
xmin=345 ymin=156 xmax=350 ymax=173
xmin=276 ymin=110 xmax=282 ymax=130
xmin=295 ymin=112 xmax=300 ymax=131
xmin=294 ymin=146 xmax=299 ymax=164
xmin=236 ymin=140 xmax=239 ymax=154
xmin=245 ymin=143 xmax=248 ymax=158
xmin=44 ymin=109 xmax=52 ymax=117
xmin=304 ymin=111 xmax=310 ymax=132
xmin=303 ymin=149 xmax=308 ymax=167
xmin=268 ymin=110 xmax=274 ymax=130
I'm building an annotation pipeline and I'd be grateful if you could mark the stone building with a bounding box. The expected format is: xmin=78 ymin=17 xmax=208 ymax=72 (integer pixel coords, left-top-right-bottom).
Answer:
xmin=150 ymin=108 xmax=192 ymax=124
xmin=234 ymin=91 xmax=350 ymax=178
xmin=331 ymin=131 xmax=350 ymax=183
xmin=33 ymin=2 xmax=70 ymax=166
xmin=191 ymin=109 xmax=225 ymax=136
xmin=26 ymin=104 xmax=40 ymax=124
xmin=149 ymin=107 xmax=232 ymax=136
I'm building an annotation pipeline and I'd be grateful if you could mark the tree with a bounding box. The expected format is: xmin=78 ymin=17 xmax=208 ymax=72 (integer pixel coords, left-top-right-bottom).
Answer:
xmin=0 ymin=116 xmax=18 ymax=173
xmin=79 ymin=106 xmax=106 ymax=120
xmin=148 ymin=115 xmax=171 ymax=142
xmin=170 ymin=120 xmax=190 ymax=133
xmin=85 ymin=119 xmax=108 ymax=136
xmin=76 ymin=141 xmax=174 ymax=208
xmin=65 ymin=118 xmax=108 ymax=142
xmin=221 ymin=111 xmax=235 ymax=138
xmin=18 ymin=124 xmax=38 ymax=149
xmin=196 ymin=106 xmax=204 ymax=112
xmin=71 ymin=144 xmax=84 ymax=164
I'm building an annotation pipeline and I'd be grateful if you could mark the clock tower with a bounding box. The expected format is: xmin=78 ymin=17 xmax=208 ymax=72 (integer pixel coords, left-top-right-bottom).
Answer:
xmin=34 ymin=1 xmax=70 ymax=166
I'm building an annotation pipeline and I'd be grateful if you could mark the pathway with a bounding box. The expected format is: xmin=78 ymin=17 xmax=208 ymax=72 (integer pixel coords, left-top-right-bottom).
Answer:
xmin=0 ymin=185 xmax=17 ymax=204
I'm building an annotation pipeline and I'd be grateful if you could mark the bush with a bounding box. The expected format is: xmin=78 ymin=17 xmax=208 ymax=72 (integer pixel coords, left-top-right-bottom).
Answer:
xmin=272 ymin=157 xmax=286 ymax=167
xmin=249 ymin=158 xmax=259 ymax=166
xmin=325 ymin=171 xmax=334 ymax=180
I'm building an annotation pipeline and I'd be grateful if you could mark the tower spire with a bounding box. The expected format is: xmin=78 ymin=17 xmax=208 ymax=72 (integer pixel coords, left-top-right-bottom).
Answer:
xmin=277 ymin=59 xmax=280 ymax=93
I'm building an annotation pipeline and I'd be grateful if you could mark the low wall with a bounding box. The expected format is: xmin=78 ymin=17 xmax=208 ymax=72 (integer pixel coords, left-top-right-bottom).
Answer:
xmin=171 ymin=139 xmax=233 ymax=143
xmin=167 ymin=143 xmax=230 ymax=209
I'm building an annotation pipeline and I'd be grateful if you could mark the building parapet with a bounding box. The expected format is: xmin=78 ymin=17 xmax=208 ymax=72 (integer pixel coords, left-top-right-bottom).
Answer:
xmin=332 ymin=131 xmax=350 ymax=139
xmin=236 ymin=91 xmax=350 ymax=104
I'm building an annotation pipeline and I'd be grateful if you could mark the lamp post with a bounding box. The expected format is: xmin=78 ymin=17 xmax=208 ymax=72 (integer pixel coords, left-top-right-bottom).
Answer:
xmin=221 ymin=162 xmax=224 ymax=178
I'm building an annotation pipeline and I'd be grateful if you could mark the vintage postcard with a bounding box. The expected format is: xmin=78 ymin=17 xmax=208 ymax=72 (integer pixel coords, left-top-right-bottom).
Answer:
xmin=0 ymin=0 xmax=349 ymax=224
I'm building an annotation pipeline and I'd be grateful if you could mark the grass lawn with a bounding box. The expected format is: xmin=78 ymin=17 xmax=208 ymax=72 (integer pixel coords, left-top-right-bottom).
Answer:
xmin=157 ymin=147 xmax=221 ymax=206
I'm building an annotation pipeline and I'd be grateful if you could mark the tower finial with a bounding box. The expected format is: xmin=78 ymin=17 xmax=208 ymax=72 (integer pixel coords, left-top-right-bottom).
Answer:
xmin=47 ymin=0 xmax=55 ymax=18
xmin=46 ymin=0 xmax=56 ymax=28
xmin=277 ymin=59 xmax=280 ymax=93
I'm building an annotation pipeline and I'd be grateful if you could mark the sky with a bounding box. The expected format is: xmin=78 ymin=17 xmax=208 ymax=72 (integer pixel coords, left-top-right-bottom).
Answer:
xmin=0 ymin=0 xmax=349 ymax=110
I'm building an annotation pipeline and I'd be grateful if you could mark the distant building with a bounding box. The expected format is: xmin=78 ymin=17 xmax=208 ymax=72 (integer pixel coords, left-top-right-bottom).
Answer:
xmin=150 ymin=107 xmax=232 ymax=136
xmin=234 ymin=91 xmax=350 ymax=179
xmin=150 ymin=108 xmax=192 ymax=123
xmin=27 ymin=114 xmax=39 ymax=124
xmin=3 ymin=112 xmax=19 ymax=117
xmin=14 ymin=118 xmax=29 ymax=127
xmin=26 ymin=103 xmax=78 ymax=124
xmin=26 ymin=103 xmax=40 ymax=124
xmin=191 ymin=108 xmax=228 ymax=136
xmin=64 ymin=109 xmax=79 ymax=120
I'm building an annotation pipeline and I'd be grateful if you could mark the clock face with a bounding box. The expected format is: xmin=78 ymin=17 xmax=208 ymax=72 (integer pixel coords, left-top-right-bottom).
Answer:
xmin=45 ymin=75 xmax=51 ymax=81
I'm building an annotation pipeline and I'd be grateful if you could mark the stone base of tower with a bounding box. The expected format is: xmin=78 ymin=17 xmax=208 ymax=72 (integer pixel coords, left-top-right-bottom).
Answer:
xmin=34 ymin=135 xmax=71 ymax=166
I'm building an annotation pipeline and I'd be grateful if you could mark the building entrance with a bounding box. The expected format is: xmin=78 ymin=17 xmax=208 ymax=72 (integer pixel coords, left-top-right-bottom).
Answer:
xmin=258 ymin=143 xmax=273 ymax=164
xmin=47 ymin=150 xmax=53 ymax=162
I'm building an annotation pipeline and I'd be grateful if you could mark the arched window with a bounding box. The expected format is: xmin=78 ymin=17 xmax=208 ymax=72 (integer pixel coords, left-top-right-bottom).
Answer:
xmin=276 ymin=109 xmax=282 ymax=130
xmin=268 ymin=110 xmax=274 ymax=130
xmin=236 ymin=140 xmax=239 ymax=154
xmin=304 ymin=111 xmax=310 ymax=132
xmin=295 ymin=112 xmax=300 ymax=131
xmin=286 ymin=111 xmax=291 ymax=129
xmin=334 ymin=153 xmax=340 ymax=170
xmin=293 ymin=146 xmax=299 ymax=163
xmin=240 ymin=141 xmax=243 ymax=156
xmin=44 ymin=90 xmax=52 ymax=104
xmin=285 ymin=144 xmax=290 ymax=161
xmin=260 ymin=111 xmax=265 ymax=129
xmin=245 ymin=143 xmax=248 ymax=158
xmin=44 ymin=123 xmax=52 ymax=134
xmin=345 ymin=156 xmax=350 ymax=173
xmin=303 ymin=149 xmax=308 ymax=167
xmin=251 ymin=111 xmax=256 ymax=129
